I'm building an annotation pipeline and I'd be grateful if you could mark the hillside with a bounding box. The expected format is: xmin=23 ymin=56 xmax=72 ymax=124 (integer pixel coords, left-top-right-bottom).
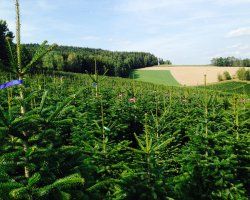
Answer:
xmin=130 ymin=69 xmax=180 ymax=86
xmin=199 ymin=80 xmax=250 ymax=97
xmin=1 ymin=70 xmax=249 ymax=199
xmin=131 ymin=66 xmax=250 ymax=96
xmin=22 ymin=44 xmax=164 ymax=77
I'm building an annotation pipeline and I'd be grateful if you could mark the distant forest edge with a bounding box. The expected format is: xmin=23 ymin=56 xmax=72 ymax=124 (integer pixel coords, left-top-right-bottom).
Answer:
xmin=0 ymin=20 xmax=172 ymax=77
xmin=24 ymin=44 xmax=171 ymax=77
xmin=211 ymin=57 xmax=250 ymax=67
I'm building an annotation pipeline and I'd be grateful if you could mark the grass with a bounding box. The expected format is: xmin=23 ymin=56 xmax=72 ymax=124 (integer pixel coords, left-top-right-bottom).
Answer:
xmin=198 ymin=80 xmax=250 ymax=97
xmin=130 ymin=70 xmax=180 ymax=86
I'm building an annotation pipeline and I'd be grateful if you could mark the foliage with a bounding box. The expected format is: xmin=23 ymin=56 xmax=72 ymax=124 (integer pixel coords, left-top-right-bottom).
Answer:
xmin=211 ymin=57 xmax=250 ymax=67
xmin=217 ymin=71 xmax=232 ymax=81
xmin=1 ymin=70 xmax=249 ymax=199
xmin=237 ymin=67 xmax=250 ymax=81
xmin=217 ymin=74 xmax=223 ymax=81
xmin=0 ymin=1 xmax=249 ymax=199
xmin=223 ymin=71 xmax=232 ymax=80
xmin=0 ymin=19 xmax=173 ymax=78
xmin=24 ymin=43 xmax=167 ymax=78
xmin=159 ymin=59 xmax=172 ymax=65
xmin=198 ymin=81 xmax=250 ymax=97
xmin=0 ymin=1 xmax=84 ymax=199
xmin=0 ymin=20 xmax=14 ymax=70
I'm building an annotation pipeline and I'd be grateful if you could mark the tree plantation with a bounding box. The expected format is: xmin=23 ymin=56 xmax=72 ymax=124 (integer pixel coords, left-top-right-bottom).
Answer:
xmin=1 ymin=70 xmax=249 ymax=199
xmin=0 ymin=1 xmax=249 ymax=199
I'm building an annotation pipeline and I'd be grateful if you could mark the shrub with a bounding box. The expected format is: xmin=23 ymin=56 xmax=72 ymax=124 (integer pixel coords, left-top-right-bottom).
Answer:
xmin=236 ymin=67 xmax=250 ymax=80
xmin=245 ymin=69 xmax=250 ymax=80
xmin=223 ymin=71 xmax=232 ymax=80
xmin=217 ymin=73 xmax=223 ymax=81
xmin=237 ymin=68 xmax=246 ymax=80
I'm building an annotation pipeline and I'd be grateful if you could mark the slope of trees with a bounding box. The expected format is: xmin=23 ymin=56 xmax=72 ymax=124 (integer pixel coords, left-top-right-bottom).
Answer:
xmin=211 ymin=57 xmax=250 ymax=67
xmin=1 ymin=70 xmax=249 ymax=199
xmin=25 ymin=44 xmax=167 ymax=77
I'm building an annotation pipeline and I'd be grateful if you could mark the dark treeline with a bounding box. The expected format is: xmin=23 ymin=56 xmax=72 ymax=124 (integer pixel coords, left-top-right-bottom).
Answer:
xmin=24 ymin=44 xmax=165 ymax=77
xmin=211 ymin=57 xmax=250 ymax=67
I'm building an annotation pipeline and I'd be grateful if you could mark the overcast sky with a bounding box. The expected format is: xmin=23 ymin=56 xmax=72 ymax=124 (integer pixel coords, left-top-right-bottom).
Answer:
xmin=1 ymin=0 xmax=250 ymax=64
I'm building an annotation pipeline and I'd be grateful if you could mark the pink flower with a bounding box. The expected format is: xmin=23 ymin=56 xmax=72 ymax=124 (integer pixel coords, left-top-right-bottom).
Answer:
xmin=129 ymin=97 xmax=136 ymax=103
xmin=239 ymin=98 xmax=246 ymax=103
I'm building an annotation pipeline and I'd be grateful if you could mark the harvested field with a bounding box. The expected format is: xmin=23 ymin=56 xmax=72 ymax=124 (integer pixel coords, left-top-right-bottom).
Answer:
xmin=138 ymin=65 xmax=243 ymax=86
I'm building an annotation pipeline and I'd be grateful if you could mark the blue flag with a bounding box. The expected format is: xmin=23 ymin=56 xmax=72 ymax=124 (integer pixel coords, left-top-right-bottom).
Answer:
xmin=0 ymin=80 xmax=23 ymax=90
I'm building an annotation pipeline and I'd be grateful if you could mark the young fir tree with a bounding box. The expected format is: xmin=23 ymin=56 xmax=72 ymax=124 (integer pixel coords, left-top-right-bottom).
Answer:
xmin=83 ymin=112 xmax=178 ymax=200
xmin=173 ymin=93 xmax=248 ymax=199
xmin=0 ymin=1 xmax=84 ymax=199
xmin=231 ymin=96 xmax=250 ymax=197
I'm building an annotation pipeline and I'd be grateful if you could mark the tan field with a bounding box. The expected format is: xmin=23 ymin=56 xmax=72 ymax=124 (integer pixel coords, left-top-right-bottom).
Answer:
xmin=138 ymin=65 xmax=243 ymax=86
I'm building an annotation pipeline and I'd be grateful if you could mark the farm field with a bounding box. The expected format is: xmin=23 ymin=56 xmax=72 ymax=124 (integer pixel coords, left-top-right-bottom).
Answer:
xmin=138 ymin=65 xmax=243 ymax=86
xmin=130 ymin=70 xmax=180 ymax=86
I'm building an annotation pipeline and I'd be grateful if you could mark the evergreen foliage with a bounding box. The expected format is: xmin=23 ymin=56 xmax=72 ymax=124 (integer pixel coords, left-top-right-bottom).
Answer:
xmin=0 ymin=1 xmax=249 ymax=199
xmin=199 ymin=81 xmax=250 ymax=97
xmin=0 ymin=20 xmax=14 ymax=70
xmin=24 ymin=44 xmax=166 ymax=77
xmin=0 ymin=1 xmax=84 ymax=199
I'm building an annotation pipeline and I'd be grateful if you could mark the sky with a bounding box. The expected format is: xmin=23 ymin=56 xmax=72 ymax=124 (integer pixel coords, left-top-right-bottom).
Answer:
xmin=1 ymin=0 xmax=250 ymax=64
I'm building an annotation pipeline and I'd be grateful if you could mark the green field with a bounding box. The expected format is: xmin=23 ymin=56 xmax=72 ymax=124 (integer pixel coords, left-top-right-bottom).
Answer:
xmin=199 ymin=81 xmax=250 ymax=96
xmin=131 ymin=70 xmax=180 ymax=86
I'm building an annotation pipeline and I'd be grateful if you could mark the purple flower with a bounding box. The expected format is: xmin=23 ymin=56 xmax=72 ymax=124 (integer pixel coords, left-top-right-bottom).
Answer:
xmin=0 ymin=80 xmax=23 ymax=90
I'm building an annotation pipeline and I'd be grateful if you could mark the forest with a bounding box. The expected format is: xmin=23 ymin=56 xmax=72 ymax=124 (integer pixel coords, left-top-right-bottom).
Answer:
xmin=211 ymin=57 xmax=250 ymax=67
xmin=0 ymin=1 xmax=249 ymax=199
xmin=25 ymin=44 xmax=168 ymax=77
xmin=0 ymin=20 xmax=171 ymax=78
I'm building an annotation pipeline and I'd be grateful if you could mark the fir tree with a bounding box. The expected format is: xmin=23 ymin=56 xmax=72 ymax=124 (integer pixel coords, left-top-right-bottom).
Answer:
xmin=0 ymin=1 xmax=84 ymax=199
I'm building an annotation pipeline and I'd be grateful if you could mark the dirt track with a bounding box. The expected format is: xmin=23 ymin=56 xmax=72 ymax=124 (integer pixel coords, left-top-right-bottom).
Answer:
xmin=138 ymin=65 xmax=243 ymax=86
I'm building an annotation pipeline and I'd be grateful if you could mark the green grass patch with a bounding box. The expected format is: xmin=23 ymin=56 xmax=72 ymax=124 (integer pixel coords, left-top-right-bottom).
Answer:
xmin=198 ymin=81 xmax=250 ymax=96
xmin=131 ymin=70 xmax=180 ymax=86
